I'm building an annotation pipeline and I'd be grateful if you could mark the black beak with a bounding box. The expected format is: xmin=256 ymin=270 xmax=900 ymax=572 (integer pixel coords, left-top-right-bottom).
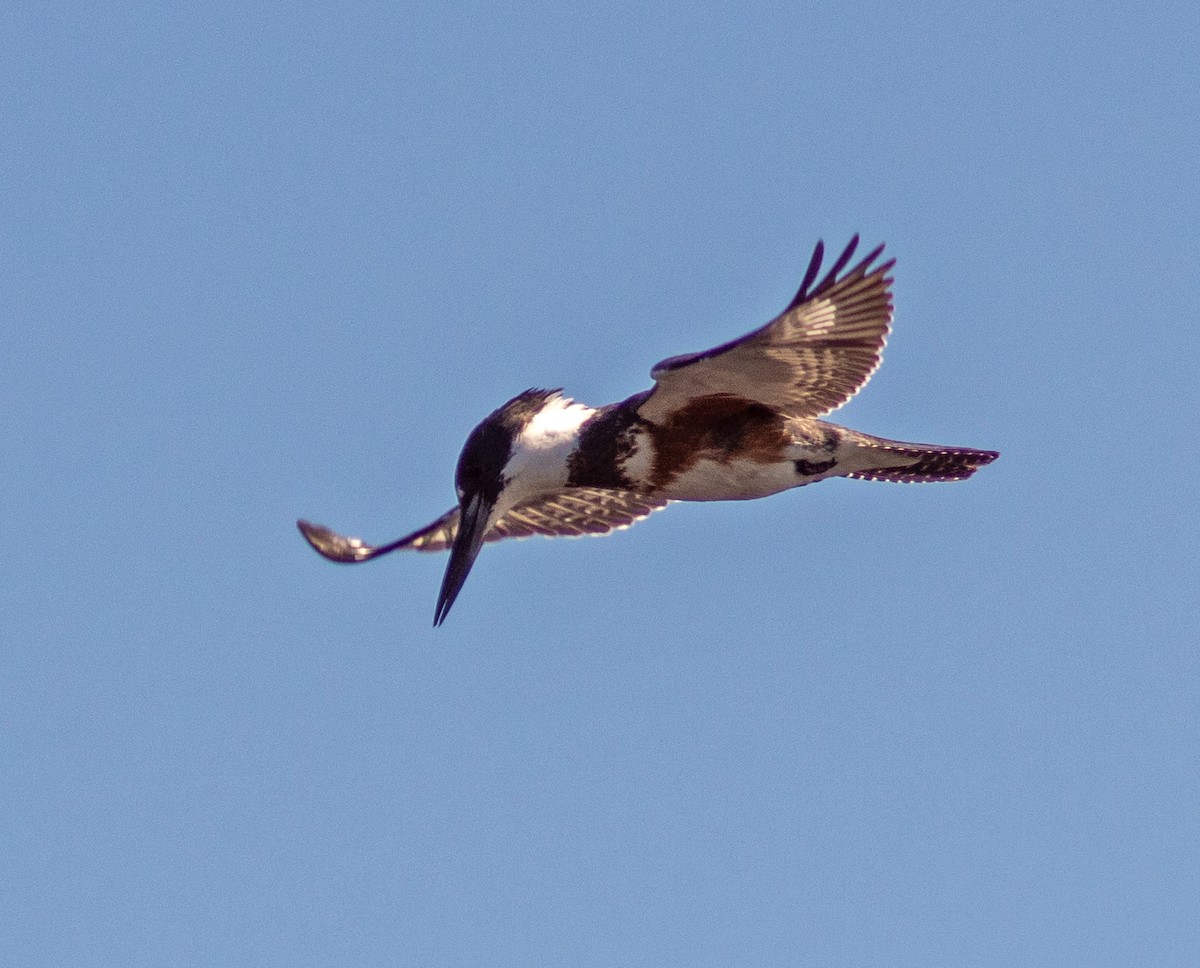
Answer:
xmin=433 ymin=492 xmax=492 ymax=626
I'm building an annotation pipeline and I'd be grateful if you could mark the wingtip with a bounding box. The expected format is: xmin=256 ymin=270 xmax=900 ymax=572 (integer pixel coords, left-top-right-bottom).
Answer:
xmin=296 ymin=518 xmax=321 ymax=545
xmin=815 ymin=235 xmax=860 ymax=292
xmin=788 ymin=234 xmax=884 ymax=312
xmin=861 ymin=241 xmax=889 ymax=269
xmin=787 ymin=238 xmax=826 ymax=311
xmin=297 ymin=518 xmax=372 ymax=563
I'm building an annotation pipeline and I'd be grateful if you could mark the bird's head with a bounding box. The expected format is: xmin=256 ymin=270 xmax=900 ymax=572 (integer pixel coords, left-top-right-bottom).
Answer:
xmin=434 ymin=388 xmax=590 ymax=626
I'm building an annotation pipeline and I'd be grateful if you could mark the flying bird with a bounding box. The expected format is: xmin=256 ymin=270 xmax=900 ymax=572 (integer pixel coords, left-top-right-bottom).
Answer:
xmin=299 ymin=236 xmax=998 ymax=625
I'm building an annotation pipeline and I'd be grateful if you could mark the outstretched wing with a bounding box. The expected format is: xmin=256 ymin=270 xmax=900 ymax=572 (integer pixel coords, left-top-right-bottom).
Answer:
xmin=489 ymin=487 xmax=668 ymax=540
xmin=298 ymin=509 xmax=459 ymax=561
xmin=636 ymin=236 xmax=894 ymax=424
xmin=297 ymin=488 xmax=668 ymax=563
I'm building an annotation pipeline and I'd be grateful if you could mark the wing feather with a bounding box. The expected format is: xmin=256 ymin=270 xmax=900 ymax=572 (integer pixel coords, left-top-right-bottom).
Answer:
xmin=297 ymin=509 xmax=458 ymax=561
xmin=490 ymin=487 xmax=669 ymax=540
xmin=638 ymin=237 xmax=894 ymax=423
xmin=297 ymin=488 xmax=668 ymax=562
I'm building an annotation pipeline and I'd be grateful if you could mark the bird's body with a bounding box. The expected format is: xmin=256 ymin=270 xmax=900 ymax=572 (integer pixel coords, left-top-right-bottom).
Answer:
xmin=299 ymin=237 xmax=998 ymax=624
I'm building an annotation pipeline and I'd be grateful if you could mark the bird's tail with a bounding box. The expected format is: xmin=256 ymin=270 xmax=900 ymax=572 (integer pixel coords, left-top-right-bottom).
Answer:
xmin=842 ymin=432 xmax=999 ymax=483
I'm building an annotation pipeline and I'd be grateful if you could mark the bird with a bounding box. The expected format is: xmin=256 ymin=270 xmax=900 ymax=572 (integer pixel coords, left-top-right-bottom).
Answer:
xmin=298 ymin=235 xmax=998 ymax=626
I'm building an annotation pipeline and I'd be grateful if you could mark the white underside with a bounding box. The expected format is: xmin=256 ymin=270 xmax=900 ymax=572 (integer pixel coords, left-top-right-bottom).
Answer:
xmin=653 ymin=436 xmax=922 ymax=502
xmin=655 ymin=458 xmax=809 ymax=501
xmin=499 ymin=397 xmax=928 ymax=508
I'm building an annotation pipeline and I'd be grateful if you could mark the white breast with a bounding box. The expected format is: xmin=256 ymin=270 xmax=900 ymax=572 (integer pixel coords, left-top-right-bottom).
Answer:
xmin=503 ymin=395 xmax=596 ymax=502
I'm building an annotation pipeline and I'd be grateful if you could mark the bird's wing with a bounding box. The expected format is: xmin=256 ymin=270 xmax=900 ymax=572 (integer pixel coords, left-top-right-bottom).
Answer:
xmin=489 ymin=487 xmax=669 ymax=540
xmin=636 ymin=236 xmax=894 ymax=424
xmin=298 ymin=509 xmax=460 ymax=561
xmin=297 ymin=489 xmax=668 ymax=562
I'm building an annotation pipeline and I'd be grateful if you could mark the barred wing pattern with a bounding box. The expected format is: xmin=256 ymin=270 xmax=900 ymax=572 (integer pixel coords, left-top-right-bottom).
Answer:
xmin=490 ymin=487 xmax=668 ymax=540
xmin=637 ymin=236 xmax=894 ymax=423
xmin=297 ymin=488 xmax=668 ymax=563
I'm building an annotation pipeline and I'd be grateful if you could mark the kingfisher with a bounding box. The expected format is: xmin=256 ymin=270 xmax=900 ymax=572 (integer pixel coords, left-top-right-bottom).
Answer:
xmin=299 ymin=236 xmax=998 ymax=625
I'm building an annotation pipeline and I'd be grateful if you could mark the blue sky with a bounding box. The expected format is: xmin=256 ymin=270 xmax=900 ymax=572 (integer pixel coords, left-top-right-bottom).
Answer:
xmin=3 ymin=1 xmax=1198 ymax=965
